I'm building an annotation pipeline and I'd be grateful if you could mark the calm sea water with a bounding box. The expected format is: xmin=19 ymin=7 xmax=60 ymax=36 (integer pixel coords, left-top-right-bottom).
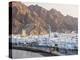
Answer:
xmin=10 ymin=49 xmax=53 ymax=59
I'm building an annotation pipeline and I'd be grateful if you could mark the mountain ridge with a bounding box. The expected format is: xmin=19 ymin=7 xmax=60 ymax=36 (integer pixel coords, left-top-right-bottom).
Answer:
xmin=9 ymin=1 xmax=78 ymax=35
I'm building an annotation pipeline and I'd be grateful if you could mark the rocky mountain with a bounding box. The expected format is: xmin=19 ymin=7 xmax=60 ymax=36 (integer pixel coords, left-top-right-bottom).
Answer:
xmin=9 ymin=1 xmax=78 ymax=35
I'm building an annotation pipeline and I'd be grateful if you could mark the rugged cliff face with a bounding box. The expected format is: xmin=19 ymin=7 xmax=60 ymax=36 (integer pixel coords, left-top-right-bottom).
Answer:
xmin=9 ymin=1 xmax=78 ymax=35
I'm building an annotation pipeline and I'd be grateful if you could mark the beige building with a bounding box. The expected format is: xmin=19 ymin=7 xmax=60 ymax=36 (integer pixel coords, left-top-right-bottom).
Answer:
xmin=21 ymin=29 xmax=27 ymax=37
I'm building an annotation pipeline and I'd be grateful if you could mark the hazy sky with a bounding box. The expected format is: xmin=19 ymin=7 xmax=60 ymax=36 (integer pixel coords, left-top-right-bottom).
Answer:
xmin=23 ymin=2 xmax=78 ymax=17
